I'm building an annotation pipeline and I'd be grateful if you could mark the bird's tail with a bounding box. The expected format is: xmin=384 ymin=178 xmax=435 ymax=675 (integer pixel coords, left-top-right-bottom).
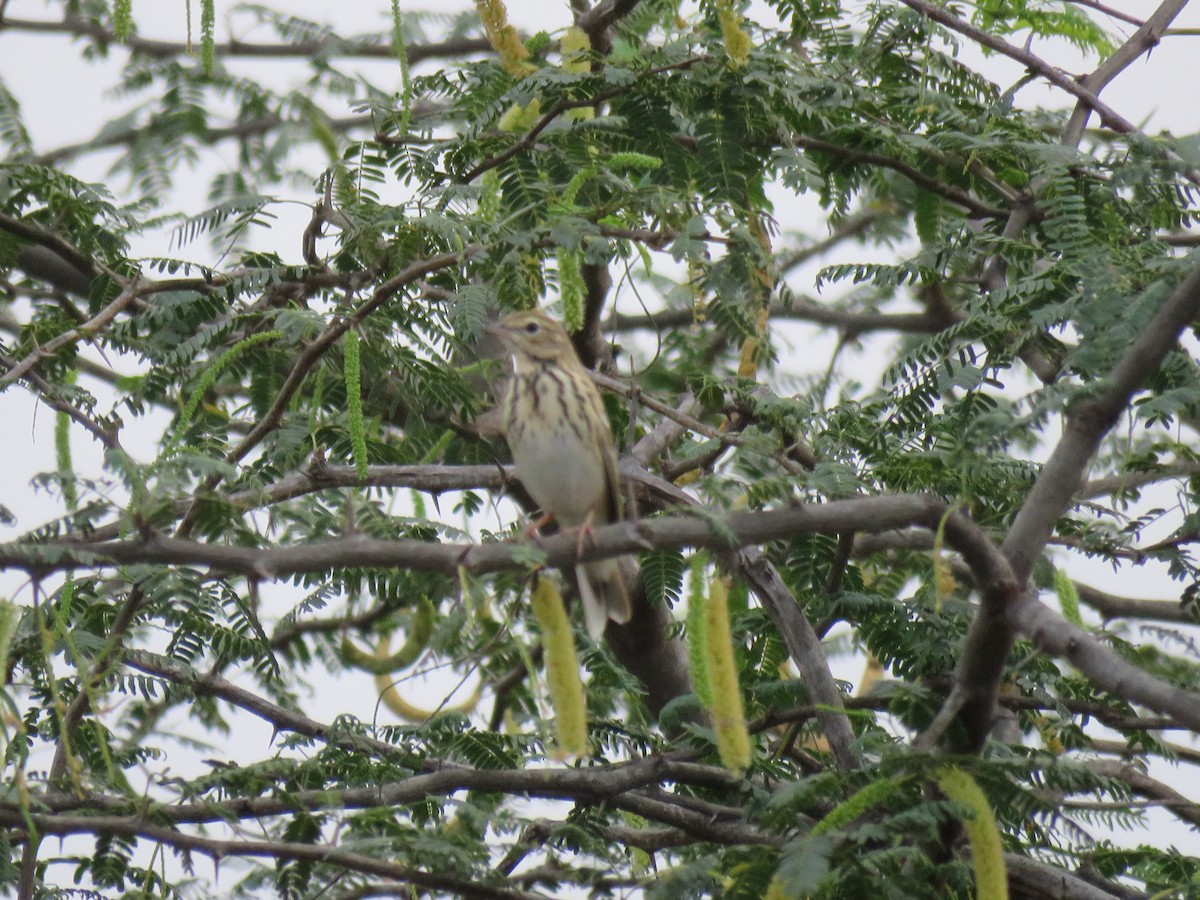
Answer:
xmin=575 ymin=558 xmax=633 ymax=638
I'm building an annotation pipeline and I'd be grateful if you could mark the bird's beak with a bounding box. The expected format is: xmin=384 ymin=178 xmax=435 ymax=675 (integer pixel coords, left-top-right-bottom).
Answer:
xmin=483 ymin=322 xmax=504 ymax=338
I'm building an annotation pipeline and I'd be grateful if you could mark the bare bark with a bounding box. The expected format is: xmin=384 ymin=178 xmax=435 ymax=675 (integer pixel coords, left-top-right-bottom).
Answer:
xmin=1002 ymin=261 xmax=1200 ymax=581
xmin=738 ymin=549 xmax=862 ymax=771
xmin=1004 ymin=855 xmax=1137 ymax=900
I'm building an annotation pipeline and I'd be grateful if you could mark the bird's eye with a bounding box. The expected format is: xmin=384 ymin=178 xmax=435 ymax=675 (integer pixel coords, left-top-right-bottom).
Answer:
xmin=524 ymin=322 xmax=539 ymax=334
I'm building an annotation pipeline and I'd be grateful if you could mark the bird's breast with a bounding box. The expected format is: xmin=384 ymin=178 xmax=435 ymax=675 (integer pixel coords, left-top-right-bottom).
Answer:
xmin=510 ymin=428 xmax=607 ymax=525
xmin=501 ymin=369 xmax=609 ymax=525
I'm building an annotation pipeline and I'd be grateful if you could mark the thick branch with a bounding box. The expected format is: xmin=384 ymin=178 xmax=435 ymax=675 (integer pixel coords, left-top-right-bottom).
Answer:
xmin=1084 ymin=759 xmax=1200 ymax=829
xmin=12 ymin=245 xmax=95 ymax=297
xmin=1079 ymin=460 xmax=1200 ymax=500
xmin=0 ymin=212 xmax=100 ymax=283
xmin=1061 ymin=1 xmax=1189 ymax=146
xmin=737 ymin=549 xmax=862 ymax=771
xmin=1004 ymin=855 xmax=1134 ymax=900
xmin=1009 ymin=590 xmax=1200 ymax=736
xmin=10 ymin=488 xmax=1200 ymax=739
xmin=1 ymin=494 xmax=950 ymax=580
xmin=1075 ymin=582 xmax=1198 ymax=624
xmin=1001 ymin=260 xmax=1200 ymax=582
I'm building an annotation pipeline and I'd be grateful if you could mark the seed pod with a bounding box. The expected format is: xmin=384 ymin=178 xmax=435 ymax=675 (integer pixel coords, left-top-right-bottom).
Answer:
xmin=937 ymin=767 xmax=1008 ymax=900
xmin=704 ymin=577 xmax=751 ymax=773
xmin=530 ymin=576 xmax=588 ymax=758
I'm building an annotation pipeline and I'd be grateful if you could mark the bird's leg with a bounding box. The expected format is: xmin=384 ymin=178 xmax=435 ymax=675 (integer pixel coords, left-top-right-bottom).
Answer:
xmin=573 ymin=508 xmax=598 ymax=559
xmin=523 ymin=511 xmax=555 ymax=542
xmin=523 ymin=509 xmax=599 ymax=557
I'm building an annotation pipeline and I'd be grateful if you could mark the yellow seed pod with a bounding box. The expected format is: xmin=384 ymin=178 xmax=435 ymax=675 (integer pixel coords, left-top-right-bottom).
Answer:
xmin=934 ymin=555 xmax=958 ymax=599
xmin=0 ymin=599 xmax=19 ymax=685
xmin=736 ymin=335 xmax=759 ymax=379
xmin=559 ymin=249 xmax=585 ymax=333
xmin=1052 ymin=567 xmax=1082 ymax=626
xmin=686 ymin=560 xmax=715 ymax=707
xmin=475 ymin=0 xmax=535 ymax=77
xmin=763 ymin=875 xmax=790 ymax=900
xmin=560 ymin=26 xmax=594 ymax=121
xmin=376 ymin=672 xmax=482 ymax=722
xmin=937 ymin=767 xmax=1008 ymax=900
xmin=497 ymin=97 xmax=542 ymax=133
xmin=560 ymin=26 xmax=592 ymax=74
xmin=340 ymin=597 xmax=435 ymax=675
xmin=931 ymin=506 xmax=956 ymax=610
xmin=812 ymin=775 xmax=910 ymax=836
xmin=736 ymin=303 xmax=770 ymax=379
xmin=530 ymin=577 xmax=588 ymax=758
xmin=704 ymin=578 xmax=751 ymax=773
xmin=716 ymin=0 xmax=752 ymax=69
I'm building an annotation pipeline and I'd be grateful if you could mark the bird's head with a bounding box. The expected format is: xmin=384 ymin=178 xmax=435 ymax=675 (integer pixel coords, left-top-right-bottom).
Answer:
xmin=484 ymin=310 xmax=576 ymax=364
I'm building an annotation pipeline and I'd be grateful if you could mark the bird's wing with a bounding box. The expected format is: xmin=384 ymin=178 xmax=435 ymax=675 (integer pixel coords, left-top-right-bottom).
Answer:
xmin=582 ymin=374 xmax=623 ymax=524
xmin=601 ymin=438 xmax=623 ymax=524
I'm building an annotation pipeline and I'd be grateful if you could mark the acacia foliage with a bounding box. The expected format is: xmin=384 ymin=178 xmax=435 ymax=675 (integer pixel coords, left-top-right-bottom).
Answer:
xmin=1 ymin=0 xmax=1200 ymax=898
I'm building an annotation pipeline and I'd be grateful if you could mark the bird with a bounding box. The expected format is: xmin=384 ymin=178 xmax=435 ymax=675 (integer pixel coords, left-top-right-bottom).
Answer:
xmin=484 ymin=309 xmax=633 ymax=637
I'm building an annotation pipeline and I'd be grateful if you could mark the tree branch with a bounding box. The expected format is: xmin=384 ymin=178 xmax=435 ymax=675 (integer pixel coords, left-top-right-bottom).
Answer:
xmin=0 ymin=211 xmax=100 ymax=284
xmin=1083 ymin=758 xmax=1200 ymax=829
xmin=1079 ymin=459 xmax=1200 ymax=500
xmin=898 ymin=0 xmax=1137 ymax=134
xmin=1004 ymin=854 xmax=1136 ymax=900
xmin=788 ymin=133 xmax=1009 ymax=219
xmin=0 ymin=349 xmax=121 ymax=449
xmin=1075 ymin=582 xmax=1198 ymax=624
xmin=0 ymin=807 xmax=545 ymax=900
xmin=0 ymin=280 xmax=141 ymax=387
xmin=607 ymin=296 xmax=955 ymax=338
xmin=1001 ymin=260 xmax=1200 ymax=581
xmin=18 ymin=488 xmax=1199 ymax=741
xmin=576 ymin=0 xmax=645 ymax=43
xmin=1 ymin=494 xmax=952 ymax=580
xmin=737 ymin=549 xmax=862 ymax=771
xmin=1061 ymin=0 xmax=1189 ymax=147
xmin=0 ymin=16 xmax=492 ymax=63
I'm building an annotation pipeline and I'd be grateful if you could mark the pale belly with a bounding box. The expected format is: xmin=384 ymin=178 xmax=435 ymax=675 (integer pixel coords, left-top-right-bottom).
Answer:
xmin=511 ymin=429 xmax=606 ymax=526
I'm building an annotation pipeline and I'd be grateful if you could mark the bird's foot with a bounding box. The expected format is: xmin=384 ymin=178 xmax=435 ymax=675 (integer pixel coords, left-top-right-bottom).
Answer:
xmin=523 ymin=511 xmax=555 ymax=543
xmin=573 ymin=509 xmax=598 ymax=559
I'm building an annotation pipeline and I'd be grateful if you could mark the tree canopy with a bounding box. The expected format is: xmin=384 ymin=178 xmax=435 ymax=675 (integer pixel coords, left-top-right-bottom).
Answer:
xmin=2 ymin=0 xmax=1200 ymax=897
